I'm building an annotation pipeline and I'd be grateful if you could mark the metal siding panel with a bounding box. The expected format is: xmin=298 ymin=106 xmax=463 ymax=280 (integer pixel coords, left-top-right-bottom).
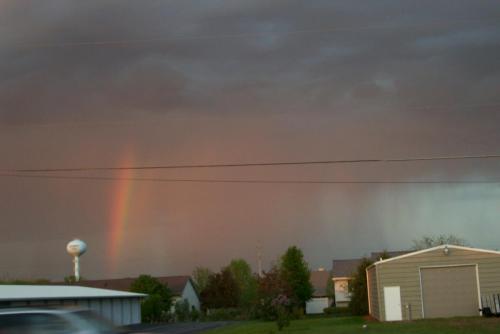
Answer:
xmin=101 ymin=298 xmax=113 ymax=323
xmin=122 ymin=298 xmax=132 ymax=325
xmin=132 ymin=298 xmax=141 ymax=324
xmin=113 ymin=299 xmax=123 ymax=325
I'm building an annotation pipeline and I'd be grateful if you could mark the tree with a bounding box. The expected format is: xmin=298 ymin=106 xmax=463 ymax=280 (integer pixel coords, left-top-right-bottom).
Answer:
xmin=413 ymin=234 xmax=469 ymax=250
xmin=255 ymin=266 xmax=291 ymax=320
xmin=348 ymin=258 xmax=373 ymax=315
xmin=130 ymin=275 xmax=173 ymax=322
xmin=279 ymin=246 xmax=313 ymax=309
xmin=227 ymin=259 xmax=258 ymax=308
xmin=200 ymin=267 xmax=240 ymax=310
xmin=192 ymin=267 xmax=214 ymax=294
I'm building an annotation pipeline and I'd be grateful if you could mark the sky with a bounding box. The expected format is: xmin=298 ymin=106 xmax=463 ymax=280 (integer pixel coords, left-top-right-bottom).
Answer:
xmin=1 ymin=0 xmax=500 ymax=280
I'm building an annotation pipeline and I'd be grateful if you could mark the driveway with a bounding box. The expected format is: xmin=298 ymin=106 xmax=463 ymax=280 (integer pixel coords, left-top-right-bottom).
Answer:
xmin=125 ymin=321 xmax=233 ymax=334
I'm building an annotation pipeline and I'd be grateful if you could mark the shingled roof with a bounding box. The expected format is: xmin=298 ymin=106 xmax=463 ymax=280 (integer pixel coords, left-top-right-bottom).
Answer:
xmin=76 ymin=275 xmax=192 ymax=296
xmin=331 ymin=259 xmax=363 ymax=278
xmin=332 ymin=250 xmax=411 ymax=278
xmin=309 ymin=270 xmax=331 ymax=297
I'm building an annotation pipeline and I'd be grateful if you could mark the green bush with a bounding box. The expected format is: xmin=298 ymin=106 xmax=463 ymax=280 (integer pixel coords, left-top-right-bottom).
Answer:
xmin=323 ymin=306 xmax=351 ymax=316
xmin=141 ymin=294 xmax=164 ymax=323
xmin=175 ymin=299 xmax=190 ymax=322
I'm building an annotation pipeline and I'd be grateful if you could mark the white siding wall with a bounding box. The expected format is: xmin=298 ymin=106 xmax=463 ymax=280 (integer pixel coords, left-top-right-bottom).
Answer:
xmin=181 ymin=281 xmax=201 ymax=311
xmin=306 ymin=298 xmax=330 ymax=314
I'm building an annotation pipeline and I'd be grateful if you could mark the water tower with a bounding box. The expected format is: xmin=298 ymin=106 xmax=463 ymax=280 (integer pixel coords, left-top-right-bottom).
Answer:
xmin=66 ymin=239 xmax=87 ymax=282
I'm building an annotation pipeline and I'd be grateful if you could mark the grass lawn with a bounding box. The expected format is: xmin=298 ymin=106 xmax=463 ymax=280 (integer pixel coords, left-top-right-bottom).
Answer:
xmin=206 ymin=316 xmax=500 ymax=334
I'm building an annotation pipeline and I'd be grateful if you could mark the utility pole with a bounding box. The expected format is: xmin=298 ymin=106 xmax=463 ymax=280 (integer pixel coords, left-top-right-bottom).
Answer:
xmin=257 ymin=243 xmax=263 ymax=278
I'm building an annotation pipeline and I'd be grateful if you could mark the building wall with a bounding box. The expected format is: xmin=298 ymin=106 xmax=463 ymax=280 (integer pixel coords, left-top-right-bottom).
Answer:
xmin=334 ymin=279 xmax=351 ymax=306
xmin=3 ymin=298 xmax=142 ymax=326
xmin=306 ymin=297 xmax=330 ymax=314
xmin=374 ymin=247 xmax=500 ymax=321
xmin=182 ymin=280 xmax=201 ymax=311
xmin=367 ymin=265 xmax=380 ymax=320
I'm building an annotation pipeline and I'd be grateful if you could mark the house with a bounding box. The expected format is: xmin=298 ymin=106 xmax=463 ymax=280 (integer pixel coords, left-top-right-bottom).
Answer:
xmin=78 ymin=275 xmax=200 ymax=311
xmin=157 ymin=276 xmax=200 ymax=311
xmin=305 ymin=269 xmax=332 ymax=314
xmin=366 ymin=245 xmax=500 ymax=321
xmin=331 ymin=259 xmax=362 ymax=307
xmin=332 ymin=250 xmax=411 ymax=307
xmin=0 ymin=285 xmax=145 ymax=325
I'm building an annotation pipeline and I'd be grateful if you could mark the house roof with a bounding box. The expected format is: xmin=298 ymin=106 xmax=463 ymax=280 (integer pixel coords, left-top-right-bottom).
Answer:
xmin=310 ymin=270 xmax=331 ymax=297
xmin=331 ymin=259 xmax=363 ymax=278
xmin=76 ymin=275 xmax=192 ymax=296
xmin=332 ymin=250 xmax=411 ymax=278
xmin=0 ymin=285 xmax=146 ymax=301
xmin=369 ymin=244 xmax=500 ymax=269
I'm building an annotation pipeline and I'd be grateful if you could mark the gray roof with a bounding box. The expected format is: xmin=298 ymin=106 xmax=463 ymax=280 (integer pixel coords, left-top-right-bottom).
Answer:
xmin=0 ymin=285 xmax=146 ymax=301
xmin=331 ymin=259 xmax=363 ymax=278
xmin=332 ymin=250 xmax=411 ymax=278
xmin=310 ymin=270 xmax=331 ymax=297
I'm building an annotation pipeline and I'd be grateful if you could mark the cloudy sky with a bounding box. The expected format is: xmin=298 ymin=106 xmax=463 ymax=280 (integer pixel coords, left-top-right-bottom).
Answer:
xmin=1 ymin=1 xmax=500 ymax=280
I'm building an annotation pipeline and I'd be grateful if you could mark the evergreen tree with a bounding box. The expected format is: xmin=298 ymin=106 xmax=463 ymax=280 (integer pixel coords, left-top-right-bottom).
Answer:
xmin=279 ymin=246 xmax=313 ymax=308
xmin=348 ymin=258 xmax=373 ymax=315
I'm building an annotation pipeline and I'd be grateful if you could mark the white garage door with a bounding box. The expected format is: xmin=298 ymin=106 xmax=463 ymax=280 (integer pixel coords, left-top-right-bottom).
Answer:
xmin=306 ymin=298 xmax=330 ymax=314
xmin=421 ymin=265 xmax=479 ymax=318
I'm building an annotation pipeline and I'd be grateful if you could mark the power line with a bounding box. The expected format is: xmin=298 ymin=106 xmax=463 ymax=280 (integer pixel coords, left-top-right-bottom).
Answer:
xmin=9 ymin=17 xmax=500 ymax=50
xmin=4 ymin=153 xmax=500 ymax=173
xmin=0 ymin=173 xmax=499 ymax=185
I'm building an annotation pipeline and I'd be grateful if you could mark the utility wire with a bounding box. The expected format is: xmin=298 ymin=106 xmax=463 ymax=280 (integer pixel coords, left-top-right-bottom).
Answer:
xmin=9 ymin=17 xmax=500 ymax=49
xmin=0 ymin=173 xmax=499 ymax=185
xmin=4 ymin=153 xmax=500 ymax=173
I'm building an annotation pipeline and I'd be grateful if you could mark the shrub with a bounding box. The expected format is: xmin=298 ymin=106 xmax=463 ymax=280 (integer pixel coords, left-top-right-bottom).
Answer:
xmin=323 ymin=306 xmax=351 ymax=316
xmin=348 ymin=258 xmax=373 ymax=315
xmin=174 ymin=299 xmax=190 ymax=322
xmin=204 ymin=308 xmax=247 ymax=321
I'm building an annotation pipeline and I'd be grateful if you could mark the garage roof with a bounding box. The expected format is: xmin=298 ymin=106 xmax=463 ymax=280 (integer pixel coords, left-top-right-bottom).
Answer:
xmin=0 ymin=285 xmax=146 ymax=301
xmin=368 ymin=244 xmax=500 ymax=268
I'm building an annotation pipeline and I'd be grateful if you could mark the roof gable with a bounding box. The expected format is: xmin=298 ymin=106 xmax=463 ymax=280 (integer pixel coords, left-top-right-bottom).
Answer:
xmin=310 ymin=270 xmax=330 ymax=297
xmin=371 ymin=244 xmax=500 ymax=267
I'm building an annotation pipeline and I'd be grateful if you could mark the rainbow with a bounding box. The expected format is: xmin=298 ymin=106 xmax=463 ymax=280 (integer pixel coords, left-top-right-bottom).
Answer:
xmin=107 ymin=153 xmax=135 ymax=272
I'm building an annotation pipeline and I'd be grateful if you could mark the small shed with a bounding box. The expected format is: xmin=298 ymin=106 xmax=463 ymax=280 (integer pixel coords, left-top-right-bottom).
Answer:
xmin=0 ymin=285 xmax=146 ymax=326
xmin=366 ymin=245 xmax=500 ymax=321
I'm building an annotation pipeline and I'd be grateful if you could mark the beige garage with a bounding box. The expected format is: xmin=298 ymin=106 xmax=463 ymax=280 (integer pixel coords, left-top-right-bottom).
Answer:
xmin=366 ymin=245 xmax=500 ymax=321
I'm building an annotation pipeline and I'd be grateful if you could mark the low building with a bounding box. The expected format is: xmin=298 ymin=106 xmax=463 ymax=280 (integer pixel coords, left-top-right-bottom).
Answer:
xmin=332 ymin=251 xmax=410 ymax=307
xmin=0 ymin=285 xmax=145 ymax=326
xmin=306 ymin=269 xmax=332 ymax=314
xmin=79 ymin=275 xmax=200 ymax=311
xmin=366 ymin=245 xmax=500 ymax=321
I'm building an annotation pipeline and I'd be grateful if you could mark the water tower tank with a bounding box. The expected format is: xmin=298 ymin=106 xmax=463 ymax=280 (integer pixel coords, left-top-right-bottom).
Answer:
xmin=66 ymin=239 xmax=87 ymax=282
xmin=66 ymin=239 xmax=87 ymax=257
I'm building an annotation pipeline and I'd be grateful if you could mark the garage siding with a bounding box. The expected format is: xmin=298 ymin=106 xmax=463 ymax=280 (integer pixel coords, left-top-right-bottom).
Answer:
xmin=375 ymin=248 xmax=500 ymax=321
xmin=367 ymin=266 xmax=380 ymax=320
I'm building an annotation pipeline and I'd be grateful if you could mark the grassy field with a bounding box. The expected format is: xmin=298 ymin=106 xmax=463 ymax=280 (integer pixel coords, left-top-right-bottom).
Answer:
xmin=206 ymin=316 xmax=500 ymax=334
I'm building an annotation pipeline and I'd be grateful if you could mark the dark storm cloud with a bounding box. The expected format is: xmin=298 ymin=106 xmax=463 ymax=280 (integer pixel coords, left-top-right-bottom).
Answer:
xmin=2 ymin=1 xmax=500 ymax=280
xmin=1 ymin=0 xmax=500 ymax=124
